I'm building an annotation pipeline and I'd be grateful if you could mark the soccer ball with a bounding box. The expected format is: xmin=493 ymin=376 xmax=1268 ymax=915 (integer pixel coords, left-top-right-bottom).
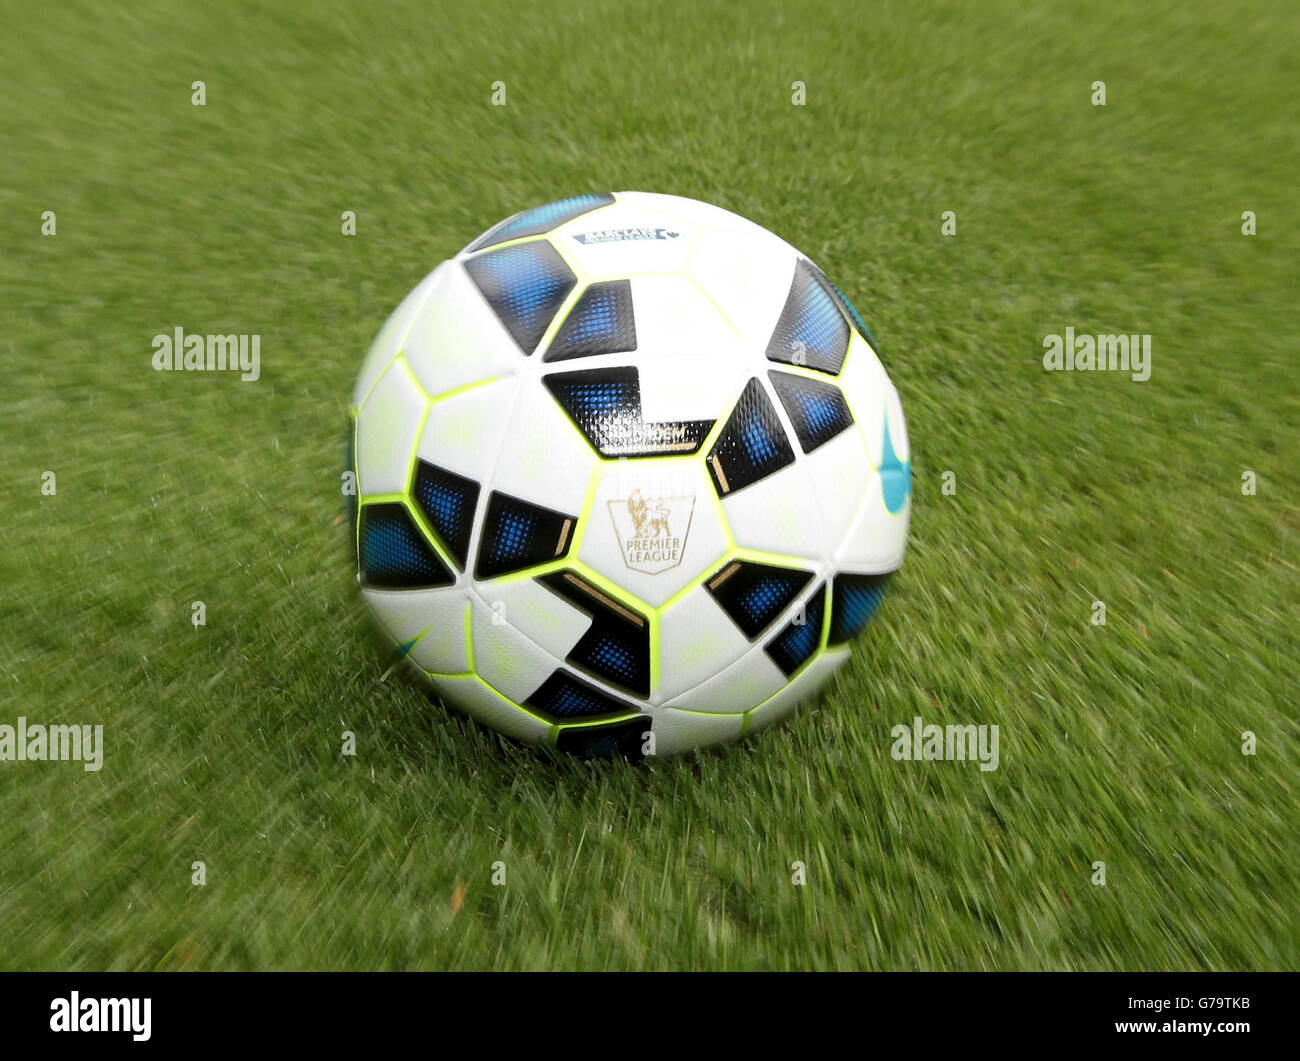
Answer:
xmin=348 ymin=192 xmax=910 ymax=757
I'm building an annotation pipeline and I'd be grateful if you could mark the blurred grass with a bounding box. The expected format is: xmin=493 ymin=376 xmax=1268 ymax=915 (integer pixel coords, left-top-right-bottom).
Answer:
xmin=0 ymin=0 xmax=1296 ymax=969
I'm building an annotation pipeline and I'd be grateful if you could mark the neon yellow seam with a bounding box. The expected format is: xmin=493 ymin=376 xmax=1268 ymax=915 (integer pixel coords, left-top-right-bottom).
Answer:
xmin=706 ymin=480 xmax=735 ymax=549
xmin=567 ymin=466 xmax=602 ymax=555
xmin=428 ymin=374 xmax=507 ymax=407
xmin=463 ymin=601 xmax=475 ymax=672
xmin=350 ymin=410 xmax=361 ymax=558
xmin=533 ymin=278 xmax=589 ymax=355
xmin=566 ymin=559 xmax=652 ymax=620
xmin=477 ymin=556 xmax=572 ymax=588
xmin=392 ymin=354 xmax=430 ymax=403
xmin=772 ymin=355 xmax=850 ymax=390
xmin=468 ymin=673 xmax=553 ymax=726
xmin=819 ymin=582 xmax=832 ymax=650
xmin=655 ymin=561 xmax=726 ymax=614
xmin=353 ymin=350 xmax=401 ymax=412
xmin=429 ymin=664 xmax=555 ymax=728
xmin=401 ymin=498 xmax=459 ymax=573
xmin=729 ymin=545 xmax=820 ymax=569
xmin=668 ymin=705 xmax=746 ymax=718
xmin=553 ymin=712 xmax=643 ymax=731
xmin=684 ymin=272 xmax=743 ymax=341
xmin=403 ymin=398 xmax=435 ymax=493
xmin=648 ymin=612 xmax=661 ymax=698
xmin=831 ymin=342 xmax=871 ymax=448
xmin=355 ymin=266 xmax=446 ymax=408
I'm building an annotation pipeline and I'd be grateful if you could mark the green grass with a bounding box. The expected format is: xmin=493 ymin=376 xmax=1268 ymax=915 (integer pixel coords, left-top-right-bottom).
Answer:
xmin=1 ymin=0 xmax=1296 ymax=970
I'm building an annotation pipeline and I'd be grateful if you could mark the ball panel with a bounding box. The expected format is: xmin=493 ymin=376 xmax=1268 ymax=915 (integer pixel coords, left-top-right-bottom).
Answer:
xmin=763 ymin=582 xmax=827 ymax=677
xmin=835 ymin=475 xmax=909 ymax=573
xmin=468 ymin=596 xmax=560 ymax=704
xmin=474 ymin=490 xmax=578 ymax=582
xmin=828 ymin=572 xmax=892 ymax=646
xmin=488 ymin=380 xmax=597 ymax=519
xmin=355 ymin=357 xmax=428 ymax=497
xmin=662 ymin=641 xmax=787 ymax=714
xmin=800 ymin=425 xmax=871 ymax=555
xmin=744 ymin=646 xmax=850 ymax=734
xmin=704 ymin=558 xmax=814 ymax=641
xmin=649 ymin=707 xmax=744 ymax=756
xmin=402 ymin=263 xmax=524 ymax=398
xmin=615 ymin=274 xmax=739 ymax=360
xmin=720 ymin=462 xmax=827 ymax=564
xmin=415 ymin=377 xmax=518 ymax=488
xmin=836 ymin=335 xmax=890 ymax=464
xmin=767 ymin=369 xmax=855 ymax=454
xmin=351 ymin=263 xmax=445 ymax=409
xmin=462 ymin=240 xmax=577 ymax=355
xmin=690 ymin=224 xmax=799 ymax=353
xmin=428 ymin=673 xmax=551 ymax=744
xmin=471 ymin=577 xmax=591 ymax=664
xmin=411 ymin=460 xmax=479 ymax=571
xmin=705 ymin=377 xmax=797 ymax=499
xmin=764 ymin=259 xmax=850 ymax=375
xmin=655 ymin=580 xmax=755 ymax=704
xmin=544 ymin=365 xmax=719 ymax=460
xmin=542 ymin=279 xmax=637 ymax=362
xmin=358 ymin=502 xmax=454 ymax=590
xmin=361 ymin=587 xmax=470 ymax=674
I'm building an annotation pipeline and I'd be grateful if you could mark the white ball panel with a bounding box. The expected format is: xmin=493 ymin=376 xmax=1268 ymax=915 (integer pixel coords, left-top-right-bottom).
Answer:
xmin=489 ymin=381 xmax=597 ymax=518
xmin=690 ymin=225 xmax=800 ymax=352
xmin=621 ymin=274 xmax=741 ymax=360
xmin=655 ymin=581 xmax=755 ymax=704
xmin=351 ymin=263 xmax=445 ymax=409
xmin=402 ymin=261 xmax=523 ymax=398
xmin=649 ymin=707 xmax=744 ymax=756
xmin=802 ymin=427 xmax=871 ymax=555
xmin=363 ymin=586 xmax=470 ymax=675
xmin=837 ymin=339 xmax=890 ymax=463
xmin=355 ymin=357 xmax=428 ymax=497
xmin=721 ymin=461 xmax=828 ymax=564
xmin=663 ymin=643 xmax=787 ymax=714
xmin=428 ymin=673 xmax=551 ymax=744
xmin=835 ymin=475 xmax=909 ymax=573
xmin=472 ymin=577 xmax=591 ymax=664
xmin=885 ymin=382 xmax=910 ymax=463
xmin=745 ymin=646 xmax=850 ymax=734
xmin=634 ymin=352 xmax=748 ymax=427
xmin=415 ymin=376 xmax=519 ymax=487
xmin=469 ymin=596 xmax=559 ymax=705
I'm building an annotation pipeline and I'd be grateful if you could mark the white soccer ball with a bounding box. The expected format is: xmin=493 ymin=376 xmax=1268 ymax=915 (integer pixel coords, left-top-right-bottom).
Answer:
xmin=349 ymin=192 xmax=910 ymax=757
